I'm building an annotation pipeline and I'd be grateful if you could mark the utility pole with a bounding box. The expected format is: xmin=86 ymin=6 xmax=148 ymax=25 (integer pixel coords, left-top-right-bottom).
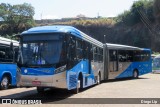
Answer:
xmin=104 ymin=35 xmax=106 ymax=43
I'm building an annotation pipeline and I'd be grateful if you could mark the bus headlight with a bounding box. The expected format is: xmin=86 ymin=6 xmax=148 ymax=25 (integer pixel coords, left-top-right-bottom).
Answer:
xmin=54 ymin=65 xmax=66 ymax=74
xmin=24 ymin=69 xmax=28 ymax=73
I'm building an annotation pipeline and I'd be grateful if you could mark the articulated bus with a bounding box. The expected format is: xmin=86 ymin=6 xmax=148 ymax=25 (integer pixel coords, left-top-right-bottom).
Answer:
xmin=0 ymin=37 xmax=19 ymax=89
xmin=17 ymin=25 xmax=152 ymax=93
xmin=104 ymin=43 xmax=152 ymax=80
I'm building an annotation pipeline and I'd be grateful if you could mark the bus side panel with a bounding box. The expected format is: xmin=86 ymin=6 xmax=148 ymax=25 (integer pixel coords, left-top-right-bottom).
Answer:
xmin=67 ymin=60 xmax=97 ymax=90
xmin=82 ymin=60 xmax=94 ymax=88
xmin=109 ymin=62 xmax=132 ymax=79
xmin=115 ymin=61 xmax=152 ymax=78
xmin=91 ymin=61 xmax=104 ymax=81
xmin=132 ymin=61 xmax=152 ymax=76
xmin=0 ymin=64 xmax=17 ymax=86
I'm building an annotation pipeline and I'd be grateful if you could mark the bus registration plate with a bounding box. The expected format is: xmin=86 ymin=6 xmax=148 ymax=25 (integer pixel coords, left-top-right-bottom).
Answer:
xmin=32 ymin=81 xmax=41 ymax=85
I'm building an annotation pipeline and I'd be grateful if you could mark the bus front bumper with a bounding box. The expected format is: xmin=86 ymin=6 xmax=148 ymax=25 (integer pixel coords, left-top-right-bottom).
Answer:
xmin=17 ymin=71 xmax=67 ymax=89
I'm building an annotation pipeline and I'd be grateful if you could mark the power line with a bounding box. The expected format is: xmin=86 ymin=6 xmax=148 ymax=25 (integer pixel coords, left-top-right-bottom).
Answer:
xmin=137 ymin=9 xmax=155 ymax=36
xmin=137 ymin=8 xmax=160 ymax=37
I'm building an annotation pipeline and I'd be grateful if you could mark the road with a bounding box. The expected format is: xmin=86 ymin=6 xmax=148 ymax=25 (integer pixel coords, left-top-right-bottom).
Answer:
xmin=0 ymin=73 xmax=160 ymax=106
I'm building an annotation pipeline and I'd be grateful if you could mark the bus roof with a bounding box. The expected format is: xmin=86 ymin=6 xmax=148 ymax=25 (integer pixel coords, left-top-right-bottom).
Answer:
xmin=0 ymin=36 xmax=19 ymax=47
xmin=21 ymin=25 xmax=103 ymax=48
xmin=106 ymin=43 xmax=150 ymax=51
xmin=21 ymin=25 xmax=79 ymax=34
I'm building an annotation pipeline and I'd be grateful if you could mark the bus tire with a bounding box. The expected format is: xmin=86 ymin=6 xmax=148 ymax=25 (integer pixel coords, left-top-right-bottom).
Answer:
xmin=73 ymin=80 xmax=80 ymax=94
xmin=37 ymin=87 xmax=44 ymax=93
xmin=73 ymin=73 xmax=83 ymax=94
xmin=0 ymin=75 xmax=10 ymax=90
xmin=97 ymin=72 xmax=101 ymax=84
xmin=133 ymin=70 xmax=139 ymax=79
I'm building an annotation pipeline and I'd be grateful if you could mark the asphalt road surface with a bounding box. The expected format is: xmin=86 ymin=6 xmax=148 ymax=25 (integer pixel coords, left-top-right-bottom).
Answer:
xmin=0 ymin=73 xmax=160 ymax=106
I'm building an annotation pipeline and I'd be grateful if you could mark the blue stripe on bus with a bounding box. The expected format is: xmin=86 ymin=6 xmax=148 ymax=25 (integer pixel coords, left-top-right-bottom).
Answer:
xmin=21 ymin=67 xmax=55 ymax=75
xmin=116 ymin=61 xmax=152 ymax=78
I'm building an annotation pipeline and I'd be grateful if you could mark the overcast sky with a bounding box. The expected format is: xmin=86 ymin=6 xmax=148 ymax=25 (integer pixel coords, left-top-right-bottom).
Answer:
xmin=1 ymin=0 xmax=139 ymax=20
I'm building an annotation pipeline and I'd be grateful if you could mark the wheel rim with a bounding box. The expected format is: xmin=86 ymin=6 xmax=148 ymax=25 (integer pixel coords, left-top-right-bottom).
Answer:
xmin=1 ymin=77 xmax=9 ymax=88
xmin=97 ymin=74 xmax=100 ymax=84
xmin=134 ymin=71 xmax=137 ymax=78
xmin=77 ymin=80 xmax=80 ymax=92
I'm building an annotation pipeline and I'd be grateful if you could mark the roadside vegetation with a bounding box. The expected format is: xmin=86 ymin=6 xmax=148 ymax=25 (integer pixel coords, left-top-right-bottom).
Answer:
xmin=0 ymin=3 xmax=35 ymax=39
xmin=0 ymin=0 xmax=160 ymax=52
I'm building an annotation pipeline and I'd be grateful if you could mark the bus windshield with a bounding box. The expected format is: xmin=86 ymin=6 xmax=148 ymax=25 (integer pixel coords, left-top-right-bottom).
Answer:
xmin=20 ymin=33 xmax=65 ymax=67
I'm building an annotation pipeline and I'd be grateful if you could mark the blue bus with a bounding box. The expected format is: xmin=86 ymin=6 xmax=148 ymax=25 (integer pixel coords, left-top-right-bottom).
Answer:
xmin=152 ymin=55 xmax=160 ymax=73
xmin=0 ymin=37 xmax=19 ymax=90
xmin=104 ymin=43 xmax=152 ymax=79
xmin=17 ymin=25 xmax=152 ymax=93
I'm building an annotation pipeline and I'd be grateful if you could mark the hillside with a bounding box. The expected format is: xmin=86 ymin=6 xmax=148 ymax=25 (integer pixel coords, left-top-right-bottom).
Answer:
xmin=35 ymin=17 xmax=159 ymax=51
xmin=35 ymin=0 xmax=160 ymax=52
xmin=1 ymin=0 xmax=160 ymax=52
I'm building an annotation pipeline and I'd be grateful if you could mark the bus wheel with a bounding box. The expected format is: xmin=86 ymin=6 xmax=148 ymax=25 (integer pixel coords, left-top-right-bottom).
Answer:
xmin=73 ymin=80 xmax=80 ymax=94
xmin=0 ymin=76 xmax=10 ymax=90
xmin=37 ymin=87 xmax=44 ymax=93
xmin=133 ymin=70 xmax=139 ymax=79
xmin=97 ymin=72 xmax=101 ymax=84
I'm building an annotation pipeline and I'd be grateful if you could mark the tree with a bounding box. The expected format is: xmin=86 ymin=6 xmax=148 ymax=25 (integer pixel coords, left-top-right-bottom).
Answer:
xmin=117 ymin=0 xmax=154 ymax=26
xmin=153 ymin=0 xmax=160 ymax=23
xmin=116 ymin=10 xmax=135 ymax=26
xmin=0 ymin=3 xmax=12 ymax=21
xmin=0 ymin=3 xmax=35 ymax=37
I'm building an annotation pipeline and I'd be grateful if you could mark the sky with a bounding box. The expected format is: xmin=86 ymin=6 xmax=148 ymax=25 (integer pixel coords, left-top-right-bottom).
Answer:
xmin=0 ymin=0 xmax=139 ymax=20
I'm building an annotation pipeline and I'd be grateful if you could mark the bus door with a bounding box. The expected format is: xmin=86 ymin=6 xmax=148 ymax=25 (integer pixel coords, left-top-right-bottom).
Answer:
xmin=83 ymin=42 xmax=92 ymax=86
xmin=109 ymin=50 xmax=119 ymax=79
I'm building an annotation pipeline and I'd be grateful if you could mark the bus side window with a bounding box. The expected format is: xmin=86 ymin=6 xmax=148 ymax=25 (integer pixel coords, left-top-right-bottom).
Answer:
xmin=93 ymin=46 xmax=99 ymax=62
xmin=90 ymin=44 xmax=93 ymax=61
xmin=6 ymin=47 xmax=13 ymax=62
xmin=118 ymin=50 xmax=127 ymax=62
xmin=118 ymin=50 xmax=133 ymax=62
xmin=126 ymin=50 xmax=133 ymax=62
xmin=141 ymin=51 xmax=150 ymax=61
xmin=68 ymin=36 xmax=76 ymax=61
xmin=83 ymin=41 xmax=89 ymax=60
xmin=97 ymin=47 xmax=99 ymax=61
xmin=59 ymin=35 xmax=67 ymax=66
xmin=134 ymin=51 xmax=142 ymax=62
xmin=0 ymin=46 xmax=6 ymax=62
xmin=0 ymin=46 xmax=14 ymax=63
xmin=66 ymin=36 xmax=76 ymax=69
xmin=76 ymin=39 xmax=83 ymax=61
xmin=14 ymin=47 xmax=19 ymax=63
xmin=99 ymin=48 xmax=103 ymax=62
xmin=110 ymin=50 xmax=117 ymax=61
